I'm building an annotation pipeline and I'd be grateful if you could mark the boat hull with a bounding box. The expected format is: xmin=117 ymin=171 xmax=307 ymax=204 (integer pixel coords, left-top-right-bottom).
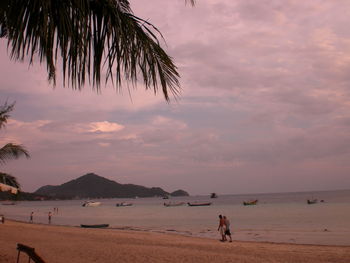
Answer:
xmin=82 ymin=201 xmax=101 ymax=207
xmin=116 ymin=203 xmax=133 ymax=207
xmin=243 ymin=200 xmax=258 ymax=206
xmin=80 ymin=224 xmax=109 ymax=228
xmin=307 ymin=199 xmax=318 ymax=204
xmin=164 ymin=202 xmax=185 ymax=207
xmin=1 ymin=202 xmax=16 ymax=205
xmin=187 ymin=202 xmax=212 ymax=207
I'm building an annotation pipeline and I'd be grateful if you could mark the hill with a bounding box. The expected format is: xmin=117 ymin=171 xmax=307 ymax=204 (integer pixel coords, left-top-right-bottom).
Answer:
xmin=34 ymin=173 xmax=188 ymax=199
xmin=170 ymin=189 xmax=189 ymax=197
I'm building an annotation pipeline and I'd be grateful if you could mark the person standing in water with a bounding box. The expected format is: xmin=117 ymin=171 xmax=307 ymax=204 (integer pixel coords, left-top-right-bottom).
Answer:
xmin=223 ymin=216 xmax=232 ymax=242
xmin=30 ymin=212 xmax=34 ymax=223
xmin=48 ymin=211 xmax=52 ymax=224
xmin=217 ymin=215 xmax=226 ymax=241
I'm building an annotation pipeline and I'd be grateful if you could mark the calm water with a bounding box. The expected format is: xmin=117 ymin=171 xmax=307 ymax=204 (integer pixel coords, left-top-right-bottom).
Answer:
xmin=1 ymin=190 xmax=350 ymax=245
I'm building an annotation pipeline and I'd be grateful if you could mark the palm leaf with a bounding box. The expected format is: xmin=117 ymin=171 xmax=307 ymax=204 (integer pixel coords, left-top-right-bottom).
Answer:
xmin=0 ymin=0 xmax=9 ymax=37
xmin=0 ymin=143 xmax=30 ymax=164
xmin=2 ymin=0 xmax=185 ymax=100
xmin=186 ymin=0 xmax=196 ymax=6
xmin=0 ymin=172 xmax=20 ymax=188
xmin=0 ymin=102 xmax=14 ymax=130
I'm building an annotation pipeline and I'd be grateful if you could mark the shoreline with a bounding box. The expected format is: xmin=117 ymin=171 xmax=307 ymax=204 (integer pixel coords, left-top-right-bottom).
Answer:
xmin=5 ymin=217 xmax=350 ymax=247
xmin=1 ymin=220 xmax=350 ymax=263
xmin=6 ymin=219 xmax=350 ymax=247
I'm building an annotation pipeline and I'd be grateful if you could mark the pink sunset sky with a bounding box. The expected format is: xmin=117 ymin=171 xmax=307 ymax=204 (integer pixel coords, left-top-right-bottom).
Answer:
xmin=1 ymin=0 xmax=350 ymax=195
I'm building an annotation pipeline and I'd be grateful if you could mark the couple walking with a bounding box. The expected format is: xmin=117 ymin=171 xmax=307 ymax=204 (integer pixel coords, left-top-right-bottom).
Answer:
xmin=218 ymin=214 xmax=232 ymax=242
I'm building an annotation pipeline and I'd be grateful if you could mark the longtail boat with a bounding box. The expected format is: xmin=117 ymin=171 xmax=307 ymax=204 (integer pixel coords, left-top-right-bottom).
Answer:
xmin=243 ymin=200 xmax=258 ymax=206
xmin=187 ymin=202 xmax=212 ymax=207
xmin=307 ymin=199 xmax=318 ymax=204
xmin=164 ymin=202 xmax=185 ymax=207
xmin=80 ymin=224 xmax=109 ymax=228
xmin=82 ymin=201 xmax=101 ymax=207
xmin=210 ymin=193 xmax=218 ymax=198
xmin=116 ymin=202 xmax=133 ymax=207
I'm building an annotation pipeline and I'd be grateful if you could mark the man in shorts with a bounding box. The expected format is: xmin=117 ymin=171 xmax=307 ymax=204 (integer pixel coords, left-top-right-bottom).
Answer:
xmin=223 ymin=216 xmax=232 ymax=242
xmin=217 ymin=215 xmax=226 ymax=241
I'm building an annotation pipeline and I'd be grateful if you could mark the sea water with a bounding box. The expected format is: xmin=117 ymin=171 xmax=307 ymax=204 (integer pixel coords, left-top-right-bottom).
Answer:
xmin=1 ymin=189 xmax=350 ymax=245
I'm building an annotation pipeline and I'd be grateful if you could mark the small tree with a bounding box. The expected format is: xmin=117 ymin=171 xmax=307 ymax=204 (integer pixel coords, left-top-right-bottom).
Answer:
xmin=0 ymin=102 xmax=30 ymax=194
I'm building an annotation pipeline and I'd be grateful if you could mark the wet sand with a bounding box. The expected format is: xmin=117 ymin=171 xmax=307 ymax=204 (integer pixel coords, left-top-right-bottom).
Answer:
xmin=1 ymin=220 xmax=349 ymax=263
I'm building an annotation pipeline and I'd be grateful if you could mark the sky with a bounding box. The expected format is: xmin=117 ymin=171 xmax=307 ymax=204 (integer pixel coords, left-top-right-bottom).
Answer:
xmin=1 ymin=0 xmax=350 ymax=195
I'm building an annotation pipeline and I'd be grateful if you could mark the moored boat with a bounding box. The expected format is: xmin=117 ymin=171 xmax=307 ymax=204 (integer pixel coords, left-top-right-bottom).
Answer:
xmin=1 ymin=201 xmax=16 ymax=205
xmin=307 ymin=199 xmax=318 ymax=204
xmin=243 ymin=200 xmax=258 ymax=206
xmin=187 ymin=202 xmax=212 ymax=207
xmin=80 ymin=224 xmax=109 ymax=228
xmin=163 ymin=202 xmax=185 ymax=207
xmin=82 ymin=201 xmax=101 ymax=207
xmin=210 ymin=193 xmax=218 ymax=198
xmin=116 ymin=202 xmax=133 ymax=207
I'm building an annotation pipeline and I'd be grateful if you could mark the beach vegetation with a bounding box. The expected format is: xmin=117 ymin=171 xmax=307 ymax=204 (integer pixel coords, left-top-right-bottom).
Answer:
xmin=0 ymin=102 xmax=30 ymax=194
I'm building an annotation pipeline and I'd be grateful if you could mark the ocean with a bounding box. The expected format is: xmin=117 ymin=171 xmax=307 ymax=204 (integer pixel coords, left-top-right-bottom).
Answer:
xmin=1 ymin=189 xmax=350 ymax=246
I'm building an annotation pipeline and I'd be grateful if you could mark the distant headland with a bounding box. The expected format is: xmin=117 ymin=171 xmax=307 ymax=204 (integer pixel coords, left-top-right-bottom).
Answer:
xmin=0 ymin=173 xmax=189 ymax=201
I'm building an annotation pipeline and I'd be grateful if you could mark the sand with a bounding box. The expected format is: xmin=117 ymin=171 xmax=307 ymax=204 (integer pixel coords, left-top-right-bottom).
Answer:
xmin=1 ymin=220 xmax=349 ymax=263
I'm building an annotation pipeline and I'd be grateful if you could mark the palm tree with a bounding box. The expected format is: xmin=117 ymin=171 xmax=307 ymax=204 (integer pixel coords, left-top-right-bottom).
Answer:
xmin=0 ymin=102 xmax=30 ymax=194
xmin=0 ymin=0 xmax=195 ymax=101
xmin=0 ymin=172 xmax=20 ymax=190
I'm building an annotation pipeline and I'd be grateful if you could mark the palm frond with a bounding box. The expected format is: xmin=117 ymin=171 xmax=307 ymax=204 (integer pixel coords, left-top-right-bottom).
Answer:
xmin=0 ymin=0 xmax=9 ymax=37
xmin=0 ymin=102 xmax=15 ymax=130
xmin=185 ymin=0 xmax=196 ymax=6
xmin=3 ymin=0 xmax=182 ymax=100
xmin=0 ymin=172 xmax=20 ymax=188
xmin=0 ymin=143 xmax=30 ymax=164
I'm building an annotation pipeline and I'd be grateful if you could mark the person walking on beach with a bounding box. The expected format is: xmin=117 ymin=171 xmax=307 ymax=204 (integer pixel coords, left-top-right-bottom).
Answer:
xmin=48 ymin=211 xmax=52 ymax=224
xmin=217 ymin=215 xmax=226 ymax=241
xmin=30 ymin=212 xmax=34 ymax=223
xmin=223 ymin=216 xmax=232 ymax=242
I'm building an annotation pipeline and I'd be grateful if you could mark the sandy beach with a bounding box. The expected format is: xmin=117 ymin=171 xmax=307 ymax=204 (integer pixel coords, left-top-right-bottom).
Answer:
xmin=0 ymin=220 xmax=349 ymax=263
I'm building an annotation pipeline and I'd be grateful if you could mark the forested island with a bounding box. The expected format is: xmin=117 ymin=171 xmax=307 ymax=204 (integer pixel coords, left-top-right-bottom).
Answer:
xmin=1 ymin=173 xmax=189 ymax=201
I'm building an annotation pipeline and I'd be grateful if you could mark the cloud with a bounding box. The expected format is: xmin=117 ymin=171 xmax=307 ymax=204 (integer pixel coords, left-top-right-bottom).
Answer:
xmin=98 ymin=142 xmax=111 ymax=147
xmin=88 ymin=121 xmax=124 ymax=133
xmin=1 ymin=0 xmax=350 ymax=194
xmin=151 ymin=116 xmax=187 ymax=129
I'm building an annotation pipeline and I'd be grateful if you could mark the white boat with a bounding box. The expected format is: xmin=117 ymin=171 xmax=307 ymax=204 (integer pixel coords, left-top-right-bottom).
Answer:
xmin=82 ymin=201 xmax=101 ymax=207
